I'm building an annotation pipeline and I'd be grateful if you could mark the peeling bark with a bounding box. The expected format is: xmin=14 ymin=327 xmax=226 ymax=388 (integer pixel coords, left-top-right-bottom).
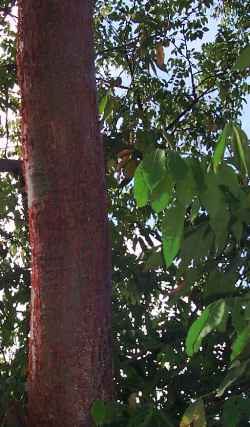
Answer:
xmin=17 ymin=2 xmax=112 ymax=426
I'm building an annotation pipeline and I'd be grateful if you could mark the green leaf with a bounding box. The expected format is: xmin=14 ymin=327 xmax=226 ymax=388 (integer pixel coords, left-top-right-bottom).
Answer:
xmin=209 ymin=208 xmax=230 ymax=252
xmin=139 ymin=406 xmax=154 ymax=427
xmin=233 ymin=45 xmax=250 ymax=70
xmin=127 ymin=406 xmax=154 ymax=427
xmin=216 ymin=361 xmax=248 ymax=397
xmin=232 ymin=301 xmax=247 ymax=335
xmin=161 ymin=203 xmax=185 ymax=267
xmin=99 ymin=94 xmax=108 ymax=115
xmin=231 ymin=325 xmax=250 ymax=361
xmin=181 ymin=224 xmax=213 ymax=265
xmin=231 ymin=220 xmax=243 ymax=242
xmin=244 ymin=297 xmax=250 ymax=321
xmin=91 ymin=400 xmax=107 ymax=426
xmin=167 ymin=151 xmax=188 ymax=182
xmin=222 ymin=396 xmax=250 ymax=427
xmin=204 ymin=271 xmax=237 ymax=299
xmin=213 ymin=123 xmax=232 ymax=172
xmin=158 ymin=411 xmax=176 ymax=427
xmin=186 ymin=299 xmax=227 ymax=356
xmin=176 ymin=168 xmax=197 ymax=207
xmin=150 ymin=174 xmax=173 ymax=212
xmin=190 ymin=197 xmax=200 ymax=223
xmin=232 ymin=125 xmax=249 ymax=177
xmin=141 ymin=149 xmax=166 ymax=190
xmin=200 ymin=172 xmax=223 ymax=217
xmin=103 ymin=96 xmax=115 ymax=121
xmin=180 ymin=400 xmax=206 ymax=427
xmin=134 ymin=163 xmax=150 ymax=207
xmin=143 ymin=248 xmax=163 ymax=271
xmin=200 ymin=172 xmax=229 ymax=250
xmin=190 ymin=159 xmax=206 ymax=193
xmin=217 ymin=308 xmax=229 ymax=333
xmin=217 ymin=163 xmax=241 ymax=199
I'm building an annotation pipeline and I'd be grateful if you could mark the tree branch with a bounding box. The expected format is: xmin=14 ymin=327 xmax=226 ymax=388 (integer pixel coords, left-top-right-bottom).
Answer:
xmin=182 ymin=25 xmax=197 ymax=99
xmin=166 ymin=87 xmax=217 ymax=132
xmin=0 ymin=159 xmax=22 ymax=175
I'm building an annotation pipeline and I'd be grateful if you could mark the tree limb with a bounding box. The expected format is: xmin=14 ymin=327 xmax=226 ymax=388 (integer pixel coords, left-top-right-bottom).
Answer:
xmin=0 ymin=159 xmax=22 ymax=175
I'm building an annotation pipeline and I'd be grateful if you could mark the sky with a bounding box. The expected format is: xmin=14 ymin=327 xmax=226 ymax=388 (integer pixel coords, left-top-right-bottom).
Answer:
xmin=241 ymin=94 xmax=250 ymax=135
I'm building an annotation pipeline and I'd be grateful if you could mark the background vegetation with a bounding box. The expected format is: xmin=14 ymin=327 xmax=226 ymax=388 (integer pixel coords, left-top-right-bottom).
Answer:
xmin=0 ymin=0 xmax=250 ymax=425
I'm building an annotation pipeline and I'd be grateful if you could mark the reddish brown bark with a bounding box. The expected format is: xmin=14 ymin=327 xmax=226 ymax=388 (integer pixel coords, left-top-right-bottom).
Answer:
xmin=17 ymin=2 xmax=112 ymax=426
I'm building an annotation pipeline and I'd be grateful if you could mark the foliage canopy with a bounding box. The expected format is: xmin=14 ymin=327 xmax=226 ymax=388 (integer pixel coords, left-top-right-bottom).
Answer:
xmin=0 ymin=0 xmax=250 ymax=426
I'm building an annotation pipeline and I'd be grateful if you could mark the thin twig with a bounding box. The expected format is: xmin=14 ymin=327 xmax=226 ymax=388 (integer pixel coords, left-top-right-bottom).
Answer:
xmin=166 ymin=87 xmax=217 ymax=132
xmin=182 ymin=25 xmax=197 ymax=99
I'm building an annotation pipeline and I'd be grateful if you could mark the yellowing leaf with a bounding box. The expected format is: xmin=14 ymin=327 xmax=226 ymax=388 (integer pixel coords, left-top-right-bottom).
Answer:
xmin=180 ymin=400 xmax=207 ymax=427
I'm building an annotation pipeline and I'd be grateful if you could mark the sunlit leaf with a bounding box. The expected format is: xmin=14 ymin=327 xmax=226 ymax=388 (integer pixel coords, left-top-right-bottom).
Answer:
xmin=213 ymin=123 xmax=232 ymax=172
xmin=186 ymin=299 xmax=227 ymax=356
xmin=232 ymin=125 xmax=249 ymax=177
xmin=134 ymin=163 xmax=150 ymax=207
xmin=150 ymin=174 xmax=173 ymax=212
xmin=162 ymin=203 xmax=185 ymax=267
xmin=141 ymin=148 xmax=166 ymax=191
xmin=231 ymin=325 xmax=250 ymax=361
xmin=103 ymin=96 xmax=115 ymax=121
xmin=99 ymin=94 xmax=108 ymax=115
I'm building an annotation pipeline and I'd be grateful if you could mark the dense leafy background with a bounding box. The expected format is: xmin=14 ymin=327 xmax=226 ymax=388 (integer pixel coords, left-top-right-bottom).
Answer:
xmin=0 ymin=0 xmax=250 ymax=426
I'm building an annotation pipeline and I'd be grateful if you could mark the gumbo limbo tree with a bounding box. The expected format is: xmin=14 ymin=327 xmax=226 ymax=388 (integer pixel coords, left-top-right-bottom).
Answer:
xmin=16 ymin=2 xmax=112 ymax=426
xmin=0 ymin=1 xmax=250 ymax=427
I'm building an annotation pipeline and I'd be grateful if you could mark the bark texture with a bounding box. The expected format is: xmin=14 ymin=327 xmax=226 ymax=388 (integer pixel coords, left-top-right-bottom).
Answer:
xmin=17 ymin=2 xmax=112 ymax=426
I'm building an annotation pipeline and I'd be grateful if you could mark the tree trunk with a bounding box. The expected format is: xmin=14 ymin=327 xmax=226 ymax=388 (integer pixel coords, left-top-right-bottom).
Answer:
xmin=17 ymin=2 xmax=112 ymax=426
